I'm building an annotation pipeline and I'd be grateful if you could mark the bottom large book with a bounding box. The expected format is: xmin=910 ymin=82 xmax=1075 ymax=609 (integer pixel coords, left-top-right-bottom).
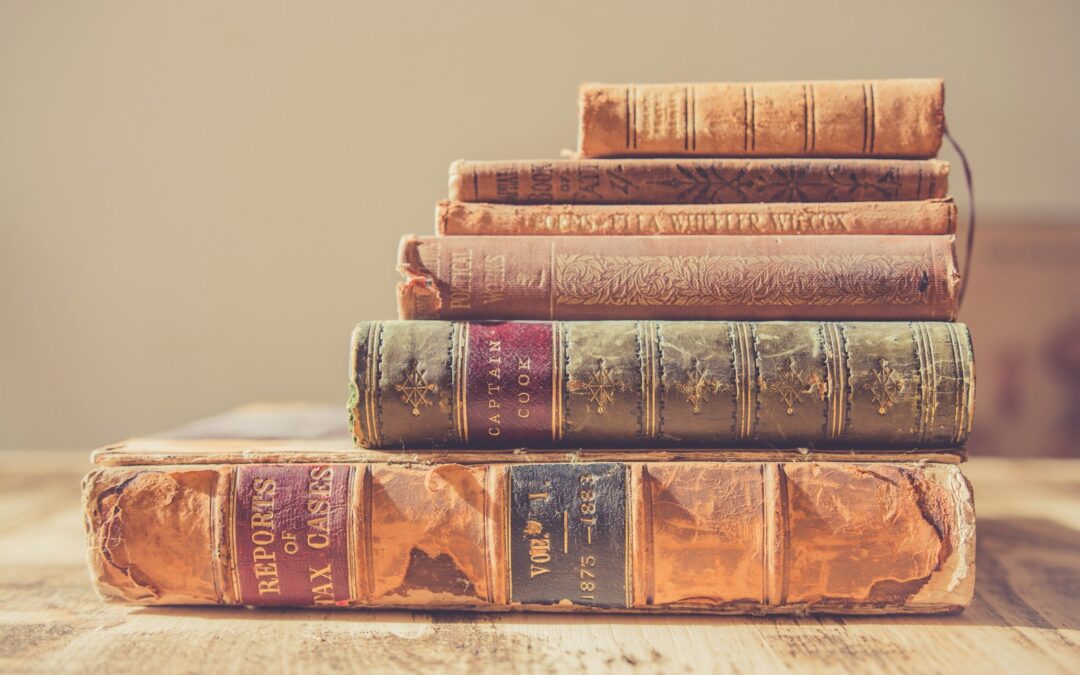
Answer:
xmin=83 ymin=404 xmax=974 ymax=615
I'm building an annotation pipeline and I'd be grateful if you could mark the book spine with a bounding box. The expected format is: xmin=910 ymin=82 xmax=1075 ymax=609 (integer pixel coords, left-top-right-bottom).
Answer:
xmin=396 ymin=235 xmax=960 ymax=321
xmin=348 ymin=320 xmax=974 ymax=450
xmin=436 ymin=199 xmax=957 ymax=236
xmin=449 ymin=158 xmax=949 ymax=204
xmin=83 ymin=461 xmax=974 ymax=614
xmin=578 ymin=80 xmax=944 ymax=158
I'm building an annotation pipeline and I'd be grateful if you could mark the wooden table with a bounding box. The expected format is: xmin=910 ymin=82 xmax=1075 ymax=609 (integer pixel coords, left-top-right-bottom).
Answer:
xmin=2 ymin=452 xmax=1077 ymax=674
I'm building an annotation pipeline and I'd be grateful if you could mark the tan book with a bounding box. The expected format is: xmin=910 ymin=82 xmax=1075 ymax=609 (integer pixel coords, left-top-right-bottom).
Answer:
xmin=397 ymin=234 xmax=960 ymax=321
xmin=578 ymin=79 xmax=944 ymax=158
xmin=84 ymin=405 xmax=974 ymax=615
xmin=436 ymin=199 xmax=956 ymax=236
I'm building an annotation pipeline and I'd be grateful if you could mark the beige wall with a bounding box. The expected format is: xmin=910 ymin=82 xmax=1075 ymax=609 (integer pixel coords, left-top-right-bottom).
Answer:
xmin=2 ymin=1 xmax=1079 ymax=449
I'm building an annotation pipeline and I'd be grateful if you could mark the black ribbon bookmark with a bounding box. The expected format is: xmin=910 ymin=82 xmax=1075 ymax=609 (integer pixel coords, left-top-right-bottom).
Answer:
xmin=945 ymin=126 xmax=975 ymax=307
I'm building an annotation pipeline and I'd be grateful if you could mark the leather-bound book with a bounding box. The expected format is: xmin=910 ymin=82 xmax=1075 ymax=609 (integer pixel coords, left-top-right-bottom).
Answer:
xmin=449 ymin=158 xmax=948 ymax=204
xmin=83 ymin=405 xmax=974 ymax=615
xmin=396 ymin=235 xmax=960 ymax=321
xmin=348 ymin=321 xmax=974 ymax=450
xmin=578 ymin=80 xmax=944 ymax=158
xmin=435 ymin=199 xmax=957 ymax=236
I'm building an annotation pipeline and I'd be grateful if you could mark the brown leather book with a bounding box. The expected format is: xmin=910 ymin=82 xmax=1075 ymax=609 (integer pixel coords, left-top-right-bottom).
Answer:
xmin=349 ymin=321 xmax=974 ymax=451
xmin=449 ymin=158 xmax=949 ymax=204
xmin=579 ymin=80 xmax=944 ymax=158
xmin=436 ymin=199 xmax=957 ymax=236
xmin=397 ymin=235 xmax=960 ymax=321
xmin=83 ymin=405 xmax=974 ymax=615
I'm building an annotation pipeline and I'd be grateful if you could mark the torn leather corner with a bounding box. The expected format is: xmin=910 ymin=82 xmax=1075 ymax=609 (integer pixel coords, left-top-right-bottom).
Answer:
xmin=83 ymin=468 xmax=221 ymax=605
xmin=396 ymin=281 xmax=441 ymax=320
xmin=396 ymin=236 xmax=442 ymax=319
xmin=910 ymin=464 xmax=976 ymax=609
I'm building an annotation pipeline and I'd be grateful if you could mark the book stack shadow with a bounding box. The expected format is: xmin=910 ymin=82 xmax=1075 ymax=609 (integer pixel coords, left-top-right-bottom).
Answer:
xmin=84 ymin=80 xmax=976 ymax=616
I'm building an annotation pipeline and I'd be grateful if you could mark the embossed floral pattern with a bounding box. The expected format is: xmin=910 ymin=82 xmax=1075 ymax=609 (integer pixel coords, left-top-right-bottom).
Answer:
xmin=646 ymin=162 xmax=904 ymax=203
xmin=554 ymin=254 xmax=934 ymax=307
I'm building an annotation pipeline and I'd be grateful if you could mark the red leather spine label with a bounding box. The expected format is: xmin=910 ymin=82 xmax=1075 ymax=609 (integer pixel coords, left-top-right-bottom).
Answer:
xmin=464 ymin=322 xmax=555 ymax=445
xmin=233 ymin=464 xmax=354 ymax=606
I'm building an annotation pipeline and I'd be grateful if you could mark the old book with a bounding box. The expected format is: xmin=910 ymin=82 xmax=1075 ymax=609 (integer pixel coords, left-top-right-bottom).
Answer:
xmin=436 ymin=199 xmax=957 ymax=237
xmin=578 ymin=80 xmax=944 ymax=158
xmin=348 ymin=321 xmax=974 ymax=450
xmin=449 ymin=158 xmax=949 ymax=204
xmin=83 ymin=408 xmax=975 ymax=614
xmin=397 ymin=235 xmax=960 ymax=321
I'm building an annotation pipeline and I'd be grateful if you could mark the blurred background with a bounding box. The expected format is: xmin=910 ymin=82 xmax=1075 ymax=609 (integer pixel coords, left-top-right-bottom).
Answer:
xmin=2 ymin=1 xmax=1078 ymax=455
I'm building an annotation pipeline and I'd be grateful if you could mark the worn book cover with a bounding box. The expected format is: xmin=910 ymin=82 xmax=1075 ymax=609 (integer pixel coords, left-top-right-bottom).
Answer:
xmin=436 ymin=199 xmax=957 ymax=237
xmin=449 ymin=158 xmax=949 ymax=204
xmin=84 ymin=405 xmax=974 ymax=615
xmin=396 ymin=235 xmax=960 ymax=321
xmin=349 ymin=321 xmax=974 ymax=450
xmin=578 ymin=79 xmax=944 ymax=158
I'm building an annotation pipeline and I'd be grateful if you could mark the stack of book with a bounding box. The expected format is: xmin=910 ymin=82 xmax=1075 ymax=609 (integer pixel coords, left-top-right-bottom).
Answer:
xmin=84 ymin=79 xmax=975 ymax=615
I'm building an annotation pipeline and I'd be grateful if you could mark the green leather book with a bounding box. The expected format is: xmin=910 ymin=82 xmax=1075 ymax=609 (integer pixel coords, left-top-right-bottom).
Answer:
xmin=348 ymin=320 xmax=973 ymax=451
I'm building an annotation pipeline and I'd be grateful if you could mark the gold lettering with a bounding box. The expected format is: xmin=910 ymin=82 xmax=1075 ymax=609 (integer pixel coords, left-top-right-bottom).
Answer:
xmin=309 ymin=564 xmax=332 ymax=582
xmin=482 ymin=254 xmax=507 ymax=305
xmin=308 ymin=514 xmax=329 ymax=533
xmin=311 ymin=582 xmax=335 ymax=604
xmin=248 ymin=473 xmax=280 ymax=595
xmin=529 ymin=532 xmax=553 ymax=576
xmin=304 ymin=466 xmax=333 ymax=550
xmin=251 ymin=529 xmax=275 ymax=546
xmin=514 ymin=356 xmax=532 ymax=419
xmin=257 ymin=579 xmax=280 ymax=595
xmin=449 ymin=249 xmax=473 ymax=309
xmin=252 ymin=546 xmax=275 ymax=562
xmin=250 ymin=512 xmax=274 ymax=528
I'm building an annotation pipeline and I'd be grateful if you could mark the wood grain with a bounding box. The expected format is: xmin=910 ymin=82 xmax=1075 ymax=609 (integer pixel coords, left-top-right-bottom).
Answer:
xmin=1 ymin=451 xmax=1078 ymax=674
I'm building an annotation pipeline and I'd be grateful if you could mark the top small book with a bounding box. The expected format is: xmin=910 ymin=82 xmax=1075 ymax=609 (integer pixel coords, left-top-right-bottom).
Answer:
xmin=578 ymin=79 xmax=944 ymax=159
